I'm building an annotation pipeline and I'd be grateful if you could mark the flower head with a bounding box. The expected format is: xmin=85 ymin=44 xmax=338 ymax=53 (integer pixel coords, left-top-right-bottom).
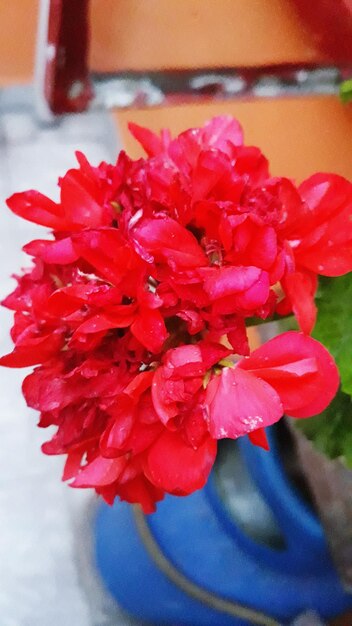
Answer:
xmin=1 ymin=116 xmax=349 ymax=511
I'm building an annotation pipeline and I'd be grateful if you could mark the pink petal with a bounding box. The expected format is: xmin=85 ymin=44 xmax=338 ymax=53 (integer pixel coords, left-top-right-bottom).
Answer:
xmin=205 ymin=367 xmax=283 ymax=439
xmin=234 ymin=271 xmax=270 ymax=310
xmin=201 ymin=266 xmax=270 ymax=313
xmin=71 ymin=456 xmax=127 ymax=488
xmin=23 ymin=237 xmax=78 ymax=264
xmin=165 ymin=344 xmax=204 ymax=376
xmin=201 ymin=265 xmax=265 ymax=299
xmin=201 ymin=115 xmax=243 ymax=151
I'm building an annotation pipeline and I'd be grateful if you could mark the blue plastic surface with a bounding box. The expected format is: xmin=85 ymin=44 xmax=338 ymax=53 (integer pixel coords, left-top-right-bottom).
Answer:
xmin=94 ymin=428 xmax=352 ymax=625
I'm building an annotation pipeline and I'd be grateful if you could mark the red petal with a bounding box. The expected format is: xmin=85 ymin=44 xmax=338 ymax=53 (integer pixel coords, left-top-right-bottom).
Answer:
xmin=0 ymin=329 xmax=64 ymax=367
xmin=274 ymin=177 xmax=309 ymax=238
xmin=47 ymin=289 xmax=86 ymax=317
xmin=128 ymin=122 xmax=165 ymax=156
xmin=73 ymin=229 xmax=141 ymax=285
xmin=239 ymin=331 xmax=339 ymax=418
xmin=123 ymin=371 xmax=154 ymax=398
xmin=144 ymin=430 xmax=217 ymax=495
xmin=295 ymin=174 xmax=352 ymax=276
xmin=248 ymin=428 xmax=270 ymax=450
xmin=281 ymin=270 xmax=317 ymax=334
xmin=115 ymin=475 xmax=164 ymax=513
xmin=232 ymin=220 xmax=278 ymax=271
xmin=133 ymin=217 xmax=207 ymax=269
xmin=183 ymin=404 xmax=209 ymax=448
xmin=177 ymin=309 xmax=205 ymax=335
xmin=192 ymin=149 xmax=230 ymax=200
xmin=7 ymin=191 xmax=65 ymax=229
xmin=205 ymin=367 xmax=283 ymax=439
xmin=100 ymin=402 xmax=135 ymax=456
xmin=59 ymin=168 xmax=105 ymax=228
xmin=199 ymin=341 xmax=232 ymax=369
xmin=151 ymin=367 xmax=179 ymax=425
xmin=232 ymin=145 xmax=269 ymax=183
xmin=122 ymin=421 xmax=163 ymax=456
xmin=301 ymin=242 xmax=352 ymax=277
xmin=62 ymin=451 xmax=84 ymax=481
xmin=131 ymin=308 xmax=168 ymax=353
xmin=75 ymin=305 xmax=137 ymax=334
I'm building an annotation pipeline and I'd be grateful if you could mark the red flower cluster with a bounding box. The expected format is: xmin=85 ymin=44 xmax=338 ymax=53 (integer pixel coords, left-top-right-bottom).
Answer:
xmin=1 ymin=116 xmax=351 ymax=512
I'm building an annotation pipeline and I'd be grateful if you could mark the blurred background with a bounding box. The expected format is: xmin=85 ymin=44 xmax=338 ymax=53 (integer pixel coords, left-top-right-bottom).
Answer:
xmin=1 ymin=2 xmax=352 ymax=625
xmin=2 ymin=0 xmax=352 ymax=176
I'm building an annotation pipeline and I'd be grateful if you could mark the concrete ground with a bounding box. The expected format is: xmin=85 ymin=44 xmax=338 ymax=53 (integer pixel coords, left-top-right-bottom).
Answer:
xmin=0 ymin=87 xmax=140 ymax=626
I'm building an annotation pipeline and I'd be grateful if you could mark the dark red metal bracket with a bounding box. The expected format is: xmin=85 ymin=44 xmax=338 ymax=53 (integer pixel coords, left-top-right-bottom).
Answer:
xmin=38 ymin=0 xmax=352 ymax=115
xmin=43 ymin=0 xmax=92 ymax=114
xmin=292 ymin=0 xmax=352 ymax=66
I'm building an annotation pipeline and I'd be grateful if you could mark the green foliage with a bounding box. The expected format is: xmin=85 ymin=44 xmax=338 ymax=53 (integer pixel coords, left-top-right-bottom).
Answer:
xmin=295 ymin=273 xmax=352 ymax=463
xmin=340 ymin=79 xmax=352 ymax=104
xmin=313 ymin=274 xmax=352 ymax=396
xmin=295 ymin=389 xmax=352 ymax=468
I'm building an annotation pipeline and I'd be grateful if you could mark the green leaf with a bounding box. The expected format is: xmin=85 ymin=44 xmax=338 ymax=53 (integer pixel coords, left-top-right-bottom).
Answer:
xmin=313 ymin=274 xmax=352 ymax=396
xmin=295 ymin=389 xmax=352 ymax=468
xmin=340 ymin=79 xmax=352 ymax=104
xmin=295 ymin=274 xmax=352 ymax=463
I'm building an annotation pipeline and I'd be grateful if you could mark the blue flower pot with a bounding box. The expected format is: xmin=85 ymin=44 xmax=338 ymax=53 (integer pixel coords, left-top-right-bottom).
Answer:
xmin=94 ymin=425 xmax=352 ymax=625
